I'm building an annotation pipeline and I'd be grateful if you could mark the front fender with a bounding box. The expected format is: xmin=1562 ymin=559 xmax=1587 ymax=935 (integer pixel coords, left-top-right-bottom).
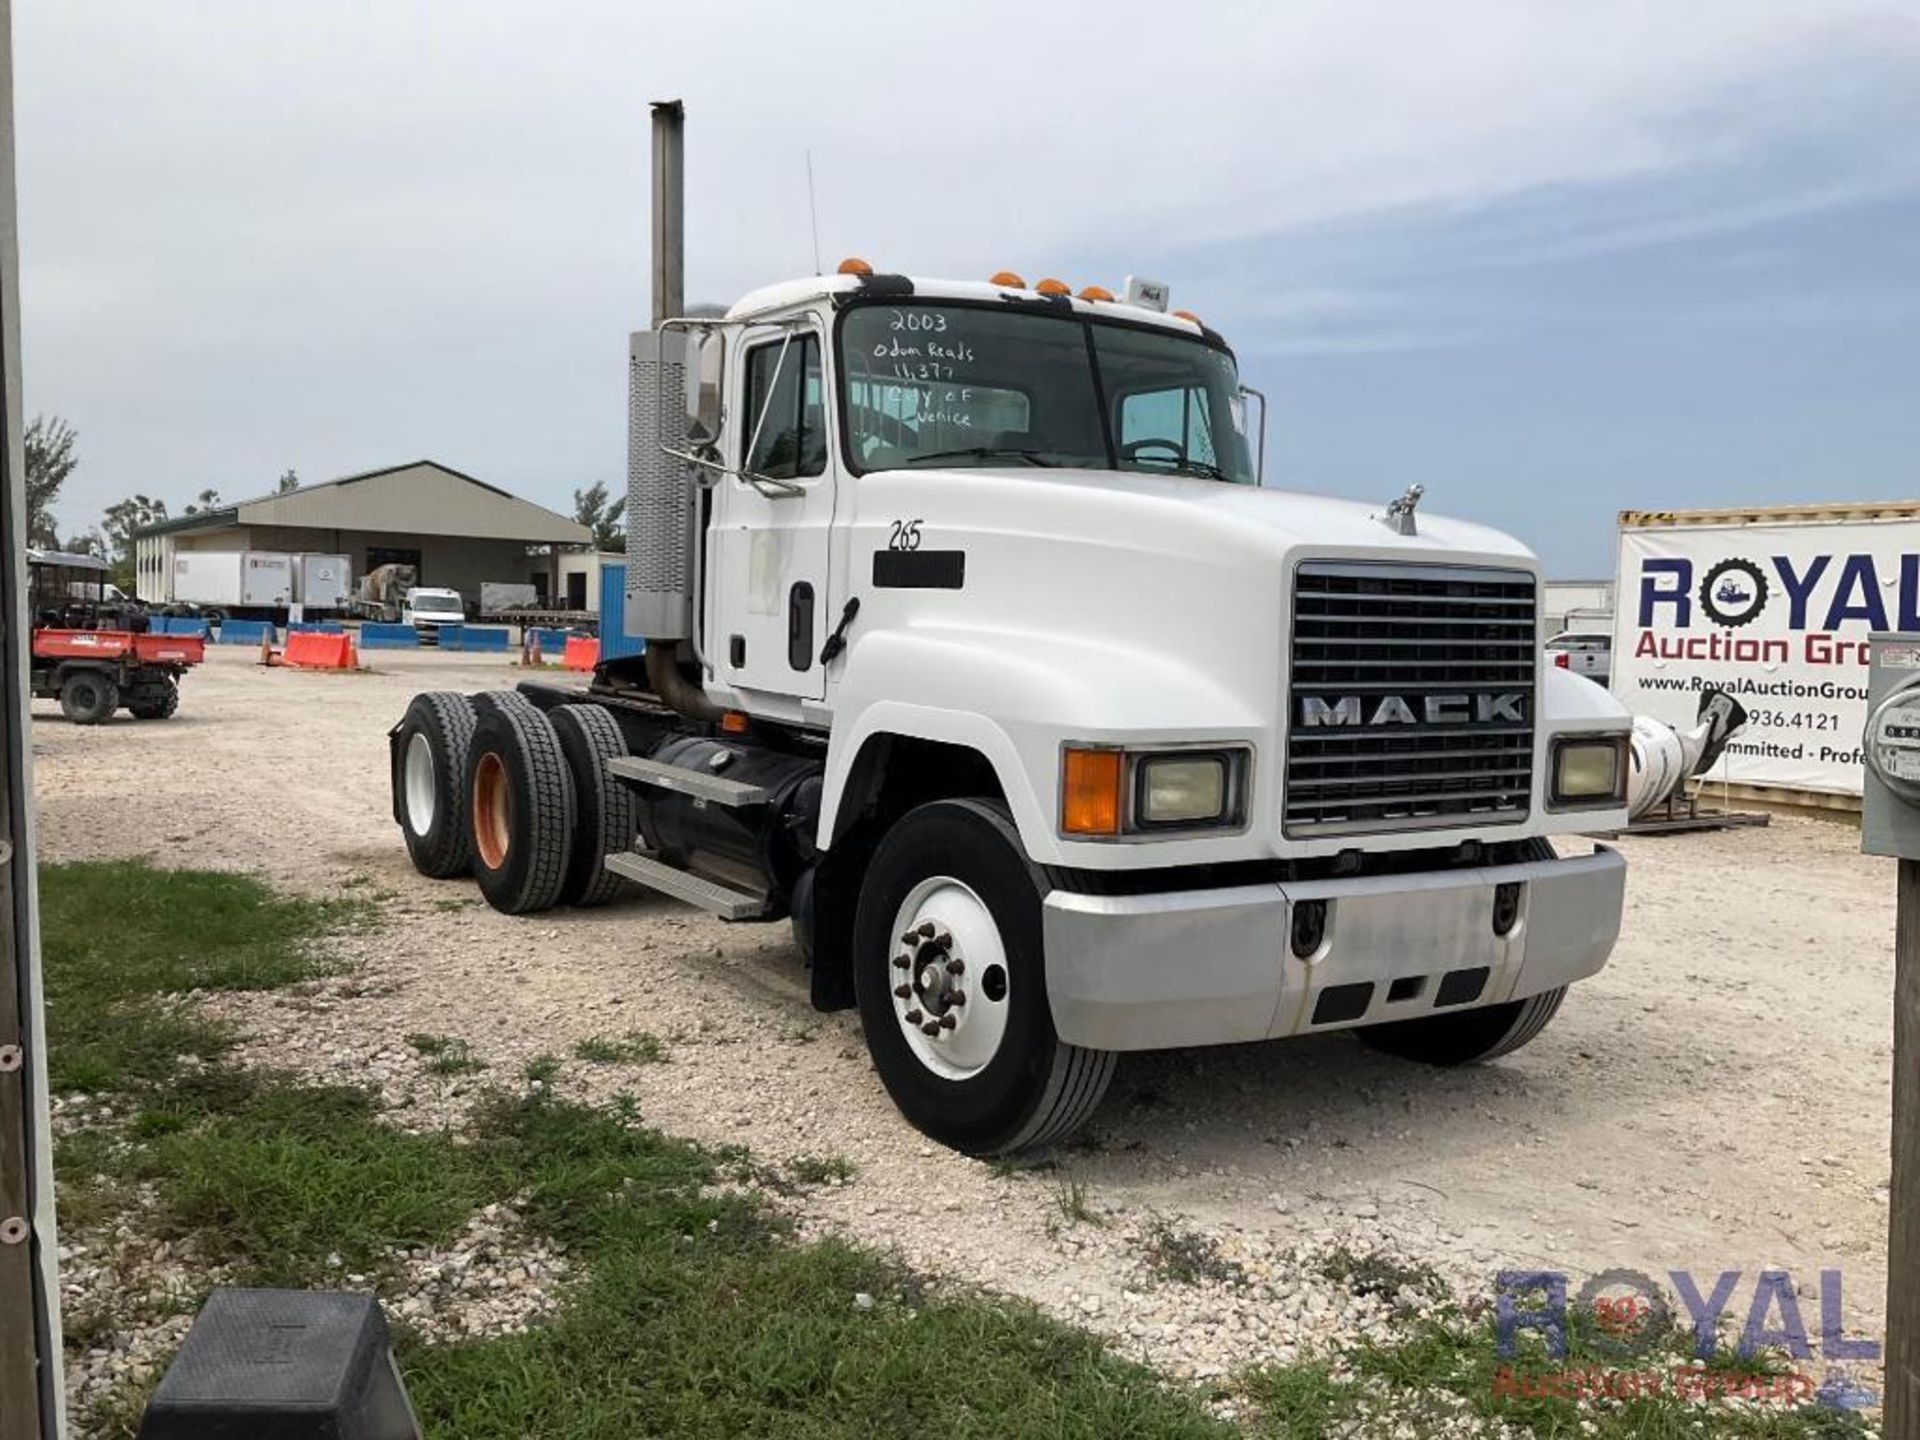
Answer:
xmin=820 ymin=625 xmax=1266 ymax=867
xmin=1541 ymin=663 xmax=1631 ymax=728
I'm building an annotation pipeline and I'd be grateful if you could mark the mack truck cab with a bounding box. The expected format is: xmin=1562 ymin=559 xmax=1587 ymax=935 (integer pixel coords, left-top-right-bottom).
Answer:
xmin=391 ymin=258 xmax=1632 ymax=1155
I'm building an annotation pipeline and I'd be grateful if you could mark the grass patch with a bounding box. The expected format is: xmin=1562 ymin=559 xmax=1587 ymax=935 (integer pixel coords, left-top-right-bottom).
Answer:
xmin=571 ymin=1030 xmax=667 ymax=1065
xmin=50 ymin=864 xmax=1236 ymax=1439
xmin=1053 ymin=1178 xmax=1104 ymax=1227
xmin=1239 ymin=1360 xmax=1359 ymax=1436
xmin=41 ymin=859 xmax=366 ymax=1094
xmin=788 ymin=1153 xmax=855 ymax=1188
xmin=406 ymin=1033 xmax=486 ymax=1076
xmin=137 ymin=1071 xmax=490 ymax=1287
xmin=523 ymin=1054 xmax=562 ymax=1086
xmin=1141 ymin=1216 xmax=1244 ymax=1287
xmin=1317 ymin=1246 xmax=1446 ymax=1307
xmin=401 ymin=1089 xmax=1227 ymax=1440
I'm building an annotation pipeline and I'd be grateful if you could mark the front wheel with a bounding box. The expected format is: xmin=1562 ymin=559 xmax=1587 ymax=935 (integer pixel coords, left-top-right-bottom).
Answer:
xmin=853 ymin=799 xmax=1114 ymax=1155
xmin=59 ymin=670 xmax=119 ymax=725
xmin=1356 ymin=986 xmax=1568 ymax=1066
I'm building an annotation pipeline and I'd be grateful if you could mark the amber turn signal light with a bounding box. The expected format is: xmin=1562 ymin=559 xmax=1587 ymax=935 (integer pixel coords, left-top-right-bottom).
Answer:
xmin=1061 ymin=748 xmax=1125 ymax=836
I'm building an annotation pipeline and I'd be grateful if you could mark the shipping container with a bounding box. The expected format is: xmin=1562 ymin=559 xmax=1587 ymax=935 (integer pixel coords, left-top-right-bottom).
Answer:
xmin=1612 ymin=499 xmax=1920 ymax=809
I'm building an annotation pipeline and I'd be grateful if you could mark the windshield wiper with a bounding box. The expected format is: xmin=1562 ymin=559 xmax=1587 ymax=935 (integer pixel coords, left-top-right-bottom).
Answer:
xmin=904 ymin=446 xmax=1055 ymax=468
xmin=1127 ymin=457 xmax=1233 ymax=482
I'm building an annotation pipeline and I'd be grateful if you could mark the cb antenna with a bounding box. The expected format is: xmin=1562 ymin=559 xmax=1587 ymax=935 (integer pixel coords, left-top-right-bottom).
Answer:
xmin=805 ymin=149 xmax=823 ymax=276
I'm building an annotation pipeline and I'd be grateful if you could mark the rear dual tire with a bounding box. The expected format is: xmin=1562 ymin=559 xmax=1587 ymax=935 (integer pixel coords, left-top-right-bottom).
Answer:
xmin=394 ymin=692 xmax=477 ymax=878
xmin=548 ymin=704 xmax=639 ymax=908
xmin=466 ymin=696 xmax=576 ymax=915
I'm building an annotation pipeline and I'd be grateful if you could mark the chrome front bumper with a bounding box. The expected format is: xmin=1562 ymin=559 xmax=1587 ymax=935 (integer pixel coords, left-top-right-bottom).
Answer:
xmin=1040 ymin=847 xmax=1626 ymax=1052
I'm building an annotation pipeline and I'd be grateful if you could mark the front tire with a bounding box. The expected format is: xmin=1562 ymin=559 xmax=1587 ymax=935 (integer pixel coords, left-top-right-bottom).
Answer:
xmin=1357 ymin=986 xmax=1568 ymax=1066
xmin=853 ymin=799 xmax=1114 ymax=1155
xmin=60 ymin=671 xmax=119 ymax=725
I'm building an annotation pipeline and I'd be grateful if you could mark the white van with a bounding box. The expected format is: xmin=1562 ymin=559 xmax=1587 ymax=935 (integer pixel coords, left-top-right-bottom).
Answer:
xmin=400 ymin=587 xmax=466 ymax=637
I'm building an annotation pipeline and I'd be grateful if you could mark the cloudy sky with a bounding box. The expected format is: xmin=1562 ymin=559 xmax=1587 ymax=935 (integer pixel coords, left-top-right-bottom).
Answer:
xmin=14 ymin=1 xmax=1919 ymax=576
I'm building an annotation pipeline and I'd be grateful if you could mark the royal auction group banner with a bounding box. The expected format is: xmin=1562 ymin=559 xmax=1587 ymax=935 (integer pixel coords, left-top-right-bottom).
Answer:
xmin=1610 ymin=514 xmax=1920 ymax=796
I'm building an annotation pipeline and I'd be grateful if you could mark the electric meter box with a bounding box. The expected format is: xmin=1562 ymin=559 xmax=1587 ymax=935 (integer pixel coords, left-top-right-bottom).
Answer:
xmin=1861 ymin=633 xmax=1920 ymax=858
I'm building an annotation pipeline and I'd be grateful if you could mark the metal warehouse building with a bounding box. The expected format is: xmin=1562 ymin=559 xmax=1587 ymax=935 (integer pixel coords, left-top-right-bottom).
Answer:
xmin=132 ymin=460 xmax=592 ymax=605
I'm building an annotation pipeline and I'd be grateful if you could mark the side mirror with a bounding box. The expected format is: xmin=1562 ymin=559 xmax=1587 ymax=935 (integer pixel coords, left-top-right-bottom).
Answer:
xmin=685 ymin=329 xmax=724 ymax=446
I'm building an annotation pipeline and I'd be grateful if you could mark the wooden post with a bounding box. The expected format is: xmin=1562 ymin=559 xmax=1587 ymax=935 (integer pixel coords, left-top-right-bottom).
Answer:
xmin=0 ymin=0 xmax=57 ymax=1432
xmin=1892 ymin=860 xmax=1920 ymax=1435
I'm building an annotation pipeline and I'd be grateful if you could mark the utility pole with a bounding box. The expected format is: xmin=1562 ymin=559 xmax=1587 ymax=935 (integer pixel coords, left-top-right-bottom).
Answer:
xmin=0 ymin=2 xmax=63 ymax=1436
xmin=1860 ymin=644 xmax=1920 ymax=1435
xmin=0 ymin=5 xmax=62 ymax=1436
xmin=1891 ymin=859 xmax=1918 ymax=1435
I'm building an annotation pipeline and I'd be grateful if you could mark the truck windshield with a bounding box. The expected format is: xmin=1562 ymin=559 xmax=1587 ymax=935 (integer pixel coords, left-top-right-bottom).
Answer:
xmin=838 ymin=303 xmax=1255 ymax=483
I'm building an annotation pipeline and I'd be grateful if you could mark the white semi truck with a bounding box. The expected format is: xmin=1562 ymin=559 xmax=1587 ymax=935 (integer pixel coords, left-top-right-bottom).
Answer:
xmin=386 ymin=104 xmax=1631 ymax=1154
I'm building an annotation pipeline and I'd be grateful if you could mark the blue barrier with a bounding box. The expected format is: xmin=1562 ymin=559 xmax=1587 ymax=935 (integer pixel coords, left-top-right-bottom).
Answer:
xmin=288 ymin=621 xmax=344 ymax=634
xmin=529 ymin=627 xmax=573 ymax=660
xmin=359 ymin=623 xmax=419 ymax=649
xmin=216 ymin=619 xmax=274 ymax=646
xmin=598 ymin=562 xmax=645 ymax=661
xmin=440 ymin=625 xmax=509 ymax=653
xmin=154 ymin=616 xmax=210 ymax=639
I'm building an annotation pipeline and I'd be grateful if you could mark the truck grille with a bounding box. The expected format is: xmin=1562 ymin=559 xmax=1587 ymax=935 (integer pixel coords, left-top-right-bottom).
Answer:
xmin=1285 ymin=562 xmax=1537 ymax=836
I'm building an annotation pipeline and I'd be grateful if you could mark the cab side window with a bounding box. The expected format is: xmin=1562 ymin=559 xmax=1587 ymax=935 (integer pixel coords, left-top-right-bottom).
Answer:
xmin=744 ymin=334 xmax=827 ymax=480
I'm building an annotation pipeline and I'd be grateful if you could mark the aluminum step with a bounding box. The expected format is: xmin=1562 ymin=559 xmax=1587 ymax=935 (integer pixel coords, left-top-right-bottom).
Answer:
xmin=607 ymin=753 xmax=769 ymax=807
xmin=604 ymin=850 xmax=769 ymax=921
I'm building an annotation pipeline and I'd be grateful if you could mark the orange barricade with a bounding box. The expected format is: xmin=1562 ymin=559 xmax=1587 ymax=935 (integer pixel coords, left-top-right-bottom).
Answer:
xmin=562 ymin=636 xmax=600 ymax=672
xmin=282 ymin=631 xmax=359 ymax=670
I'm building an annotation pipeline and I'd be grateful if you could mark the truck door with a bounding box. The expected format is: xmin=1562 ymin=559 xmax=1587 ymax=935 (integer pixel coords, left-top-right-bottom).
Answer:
xmin=710 ymin=325 xmax=834 ymax=702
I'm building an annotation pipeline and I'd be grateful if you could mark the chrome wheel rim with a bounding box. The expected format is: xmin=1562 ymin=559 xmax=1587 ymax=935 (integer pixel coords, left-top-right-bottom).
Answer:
xmin=404 ymin=732 xmax=436 ymax=835
xmin=888 ymin=876 xmax=1010 ymax=1081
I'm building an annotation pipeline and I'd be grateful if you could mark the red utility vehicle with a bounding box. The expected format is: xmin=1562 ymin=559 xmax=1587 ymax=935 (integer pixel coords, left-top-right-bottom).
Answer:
xmin=28 ymin=550 xmax=202 ymax=723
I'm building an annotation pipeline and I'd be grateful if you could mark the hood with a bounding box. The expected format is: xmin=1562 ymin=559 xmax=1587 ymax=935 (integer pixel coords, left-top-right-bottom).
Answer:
xmin=874 ymin=465 xmax=1533 ymax=565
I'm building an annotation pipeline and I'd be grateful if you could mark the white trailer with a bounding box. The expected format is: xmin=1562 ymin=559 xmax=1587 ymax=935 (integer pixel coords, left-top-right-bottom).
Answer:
xmin=386 ymin=103 xmax=1633 ymax=1155
xmin=293 ymin=553 xmax=351 ymax=612
xmin=167 ymin=549 xmax=328 ymax=618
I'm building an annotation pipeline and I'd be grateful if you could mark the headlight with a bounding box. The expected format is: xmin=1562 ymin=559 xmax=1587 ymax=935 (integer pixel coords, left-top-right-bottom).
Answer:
xmin=1060 ymin=746 xmax=1249 ymax=837
xmin=1138 ymin=755 xmax=1228 ymax=825
xmin=1550 ymin=735 xmax=1628 ymax=809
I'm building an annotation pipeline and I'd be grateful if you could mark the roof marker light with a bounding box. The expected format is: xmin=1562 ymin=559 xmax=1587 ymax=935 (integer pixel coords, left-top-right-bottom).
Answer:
xmin=837 ymin=257 xmax=874 ymax=276
xmin=1034 ymin=277 xmax=1071 ymax=297
xmin=1172 ymin=308 xmax=1201 ymax=324
xmin=1078 ymin=285 xmax=1114 ymax=302
xmin=989 ymin=270 xmax=1027 ymax=288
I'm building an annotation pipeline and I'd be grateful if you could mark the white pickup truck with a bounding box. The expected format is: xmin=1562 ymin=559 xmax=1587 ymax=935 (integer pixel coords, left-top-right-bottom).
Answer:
xmin=386 ymin=106 xmax=1630 ymax=1155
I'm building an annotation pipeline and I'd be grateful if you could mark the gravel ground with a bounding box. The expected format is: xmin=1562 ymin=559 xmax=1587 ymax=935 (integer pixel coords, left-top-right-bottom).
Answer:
xmin=34 ymin=647 xmax=1896 ymax=1397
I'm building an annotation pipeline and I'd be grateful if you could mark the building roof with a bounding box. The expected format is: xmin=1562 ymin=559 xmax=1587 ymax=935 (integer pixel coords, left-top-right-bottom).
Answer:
xmin=133 ymin=460 xmax=591 ymax=545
